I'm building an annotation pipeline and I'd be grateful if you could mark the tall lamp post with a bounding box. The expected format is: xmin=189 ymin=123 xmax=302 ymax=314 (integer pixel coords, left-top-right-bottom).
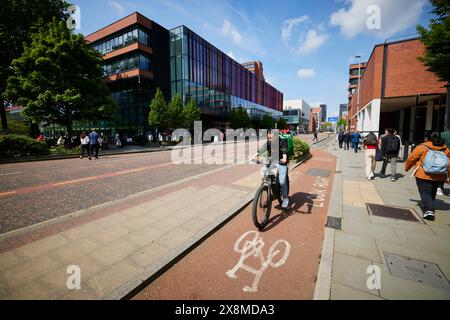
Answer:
xmin=354 ymin=55 xmax=362 ymax=112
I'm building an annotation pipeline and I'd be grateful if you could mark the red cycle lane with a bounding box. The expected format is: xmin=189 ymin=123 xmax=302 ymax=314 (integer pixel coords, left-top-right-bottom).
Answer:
xmin=133 ymin=148 xmax=336 ymax=300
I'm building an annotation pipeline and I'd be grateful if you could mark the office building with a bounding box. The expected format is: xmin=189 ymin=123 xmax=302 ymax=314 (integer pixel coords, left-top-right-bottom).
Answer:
xmin=83 ymin=12 xmax=283 ymax=134
xmin=283 ymin=99 xmax=311 ymax=132
xmin=348 ymin=37 xmax=447 ymax=143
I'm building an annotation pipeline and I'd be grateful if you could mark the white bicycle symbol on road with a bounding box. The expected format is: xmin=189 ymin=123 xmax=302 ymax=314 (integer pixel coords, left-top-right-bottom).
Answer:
xmin=226 ymin=230 xmax=291 ymax=292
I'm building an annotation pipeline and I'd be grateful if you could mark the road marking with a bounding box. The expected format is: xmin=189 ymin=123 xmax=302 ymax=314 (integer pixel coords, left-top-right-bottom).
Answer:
xmin=226 ymin=230 xmax=291 ymax=293
xmin=53 ymin=176 xmax=98 ymax=186
xmin=0 ymin=172 xmax=22 ymax=176
xmin=0 ymin=191 xmax=17 ymax=196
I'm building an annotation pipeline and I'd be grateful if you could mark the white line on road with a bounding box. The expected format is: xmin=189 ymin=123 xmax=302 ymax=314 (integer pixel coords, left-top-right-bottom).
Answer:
xmin=0 ymin=172 xmax=22 ymax=176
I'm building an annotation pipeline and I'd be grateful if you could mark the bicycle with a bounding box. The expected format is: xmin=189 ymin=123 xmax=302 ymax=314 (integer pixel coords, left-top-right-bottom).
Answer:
xmin=252 ymin=157 xmax=290 ymax=230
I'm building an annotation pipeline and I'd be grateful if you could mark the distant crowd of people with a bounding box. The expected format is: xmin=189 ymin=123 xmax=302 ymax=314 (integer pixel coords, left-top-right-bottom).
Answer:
xmin=335 ymin=126 xmax=450 ymax=221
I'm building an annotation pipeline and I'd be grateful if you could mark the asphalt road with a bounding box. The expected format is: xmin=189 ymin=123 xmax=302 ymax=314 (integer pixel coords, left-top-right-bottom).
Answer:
xmin=0 ymin=134 xmax=321 ymax=235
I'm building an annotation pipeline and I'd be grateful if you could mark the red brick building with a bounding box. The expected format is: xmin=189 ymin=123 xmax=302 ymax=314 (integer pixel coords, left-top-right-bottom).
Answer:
xmin=348 ymin=38 xmax=447 ymax=143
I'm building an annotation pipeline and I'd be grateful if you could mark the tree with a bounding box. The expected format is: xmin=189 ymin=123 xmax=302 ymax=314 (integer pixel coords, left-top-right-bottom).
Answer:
xmin=167 ymin=93 xmax=184 ymax=129
xmin=229 ymin=107 xmax=251 ymax=129
xmin=183 ymin=99 xmax=201 ymax=129
xmin=337 ymin=118 xmax=347 ymax=129
xmin=260 ymin=114 xmax=276 ymax=129
xmin=277 ymin=117 xmax=288 ymax=130
xmin=321 ymin=121 xmax=332 ymax=131
xmin=148 ymin=88 xmax=168 ymax=132
xmin=417 ymin=0 xmax=450 ymax=128
xmin=5 ymin=19 xmax=116 ymax=135
xmin=0 ymin=0 xmax=70 ymax=133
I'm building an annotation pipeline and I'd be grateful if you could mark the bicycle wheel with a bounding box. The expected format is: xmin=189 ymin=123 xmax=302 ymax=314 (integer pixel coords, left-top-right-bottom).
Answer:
xmin=252 ymin=185 xmax=271 ymax=230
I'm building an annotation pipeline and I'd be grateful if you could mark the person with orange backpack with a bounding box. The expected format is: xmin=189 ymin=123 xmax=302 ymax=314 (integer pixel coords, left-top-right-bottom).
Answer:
xmin=405 ymin=132 xmax=450 ymax=221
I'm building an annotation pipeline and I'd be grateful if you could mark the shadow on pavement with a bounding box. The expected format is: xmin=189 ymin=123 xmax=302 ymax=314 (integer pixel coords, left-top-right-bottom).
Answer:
xmin=261 ymin=192 xmax=316 ymax=232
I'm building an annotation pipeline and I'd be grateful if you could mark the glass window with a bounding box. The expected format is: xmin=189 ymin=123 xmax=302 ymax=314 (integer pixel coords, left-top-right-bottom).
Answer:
xmin=133 ymin=29 xmax=138 ymax=41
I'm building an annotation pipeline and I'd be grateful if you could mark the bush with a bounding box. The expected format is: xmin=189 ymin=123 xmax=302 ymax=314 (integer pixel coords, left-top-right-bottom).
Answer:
xmin=50 ymin=145 xmax=80 ymax=155
xmin=292 ymin=137 xmax=310 ymax=162
xmin=0 ymin=134 xmax=50 ymax=158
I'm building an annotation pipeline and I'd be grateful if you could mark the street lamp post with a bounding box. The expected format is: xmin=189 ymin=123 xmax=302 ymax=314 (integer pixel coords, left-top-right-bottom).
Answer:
xmin=355 ymin=55 xmax=361 ymax=112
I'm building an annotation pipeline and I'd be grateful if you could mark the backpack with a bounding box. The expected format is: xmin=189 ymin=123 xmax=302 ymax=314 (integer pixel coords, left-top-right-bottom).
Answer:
xmin=384 ymin=135 xmax=400 ymax=154
xmin=365 ymin=132 xmax=377 ymax=145
xmin=421 ymin=145 xmax=449 ymax=175
xmin=280 ymin=133 xmax=294 ymax=158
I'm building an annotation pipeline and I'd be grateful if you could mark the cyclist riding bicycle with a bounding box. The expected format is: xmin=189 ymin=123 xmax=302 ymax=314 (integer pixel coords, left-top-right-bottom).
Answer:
xmin=255 ymin=130 xmax=290 ymax=208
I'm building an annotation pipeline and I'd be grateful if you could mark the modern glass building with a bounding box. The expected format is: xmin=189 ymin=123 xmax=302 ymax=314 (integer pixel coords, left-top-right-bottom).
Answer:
xmin=169 ymin=26 xmax=282 ymax=126
xmin=81 ymin=12 xmax=282 ymax=136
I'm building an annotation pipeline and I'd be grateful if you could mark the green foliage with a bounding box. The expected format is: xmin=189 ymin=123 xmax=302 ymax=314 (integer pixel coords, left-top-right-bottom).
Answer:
xmin=6 ymin=113 xmax=29 ymax=135
xmin=0 ymin=0 xmax=70 ymax=93
xmin=4 ymin=19 xmax=117 ymax=135
xmin=0 ymin=134 xmax=50 ymax=158
xmin=0 ymin=0 xmax=70 ymax=132
xmin=417 ymin=0 xmax=450 ymax=83
xmin=229 ymin=107 xmax=252 ymax=129
xmin=167 ymin=93 xmax=185 ymax=129
xmin=277 ymin=117 xmax=288 ymax=130
xmin=148 ymin=88 xmax=168 ymax=131
xmin=260 ymin=114 xmax=276 ymax=129
xmin=337 ymin=118 xmax=347 ymax=128
xmin=183 ymin=99 xmax=201 ymax=129
xmin=292 ymin=136 xmax=310 ymax=162
xmin=50 ymin=145 xmax=80 ymax=155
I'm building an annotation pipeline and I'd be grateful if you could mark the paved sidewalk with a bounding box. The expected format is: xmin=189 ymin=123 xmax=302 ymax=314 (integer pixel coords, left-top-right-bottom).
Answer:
xmin=315 ymin=142 xmax=450 ymax=300
xmin=0 ymin=161 xmax=263 ymax=299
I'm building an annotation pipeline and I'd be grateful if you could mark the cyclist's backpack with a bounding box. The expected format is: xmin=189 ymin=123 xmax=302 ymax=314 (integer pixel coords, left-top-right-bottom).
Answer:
xmin=280 ymin=133 xmax=294 ymax=158
xmin=364 ymin=132 xmax=377 ymax=145
xmin=421 ymin=145 xmax=449 ymax=175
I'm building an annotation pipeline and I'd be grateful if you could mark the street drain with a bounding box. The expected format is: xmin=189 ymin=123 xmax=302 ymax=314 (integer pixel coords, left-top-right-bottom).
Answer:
xmin=326 ymin=216 xmax=341 ymax=230
xmin=367 ymin=203 xmax=421 ymax=222
xmin=307 ymin=168 xmax=331 ymax=177
xmin=384 ymin=252 xmax=450 ymax=291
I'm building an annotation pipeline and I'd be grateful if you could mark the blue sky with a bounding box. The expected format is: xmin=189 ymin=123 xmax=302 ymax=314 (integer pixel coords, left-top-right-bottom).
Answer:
xmin=74 ymin=0 xmax=434 ymax=118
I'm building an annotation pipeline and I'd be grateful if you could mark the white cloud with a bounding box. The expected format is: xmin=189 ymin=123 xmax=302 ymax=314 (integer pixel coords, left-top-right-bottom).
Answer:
xmin=297 ymin=68 xmax=316 ymax=78
xmin=297 ymin=29 xmax=328 ymax=54
xmin=282 ymin=15 xmax=309 ymax=43
xmin=221 ymin=19 xmax=243 ymax=45
xmin=107 ymin=0 xmax=125 ymax=15
xmin=330 ymin=0 xmax=427 ymax=39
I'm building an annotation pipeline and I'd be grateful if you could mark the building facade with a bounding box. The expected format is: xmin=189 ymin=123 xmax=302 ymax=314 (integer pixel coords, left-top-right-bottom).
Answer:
xmin=347 ymin=61 xmax=367 ymax=128
xmin=339 ymin=103 xmax=348 ymax=118
xmin=82 ymin=12 xmax=282 ymax=135
xmin=283 ymin=99 xmax=311 ymax=132
xmin=320 ymin=104 xmax=327 ymax=123
xmin=169 ymin=26 xmax=282 ymax=127
xmin=348 ymin=38 xmax=447 ymax=143
xmin=310 ymin=107 xmax=321 ymax=133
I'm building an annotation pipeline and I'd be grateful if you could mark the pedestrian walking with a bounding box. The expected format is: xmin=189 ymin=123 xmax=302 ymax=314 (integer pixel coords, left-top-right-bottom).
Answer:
xmin=344 ymin=131 xmax=351 ymax=150
xmin=36 ymin=133 xmax=45 ymax=142
xmin=363 ymin=132 xmax=378 ymax=180
xmin=115 ymin=133 xmax=122 ymax=148
xmin=158 ymin=133 xmax=163 ymax=147
xmin=394 ymin=130 xmax=403 ymax=160
xmin=313 ymin=132 xmax=318 ymax=142
xmin=88 ymin=129 xmax=100 ymax=160
xmin=338 ymin=131 xmax=345 ymax=149
xmin=405 ymin=132 xmax=450 ymax=221
xmin=379 ymin=128 xmax=400 ymax=181
xmin=351 ymin=130 xmax=361 ymax=153
xmin=79 ymin=131 xmax=89 ymax=159
xmin=438 ymin=124 xmax=450 ymax=196
xmin=148 ymin=132 xmax=153 ymax=143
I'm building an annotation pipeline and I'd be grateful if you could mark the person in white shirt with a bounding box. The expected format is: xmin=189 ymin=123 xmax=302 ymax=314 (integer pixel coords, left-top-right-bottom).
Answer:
xmin=79 ymin=131 xmax=89 ymax=159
